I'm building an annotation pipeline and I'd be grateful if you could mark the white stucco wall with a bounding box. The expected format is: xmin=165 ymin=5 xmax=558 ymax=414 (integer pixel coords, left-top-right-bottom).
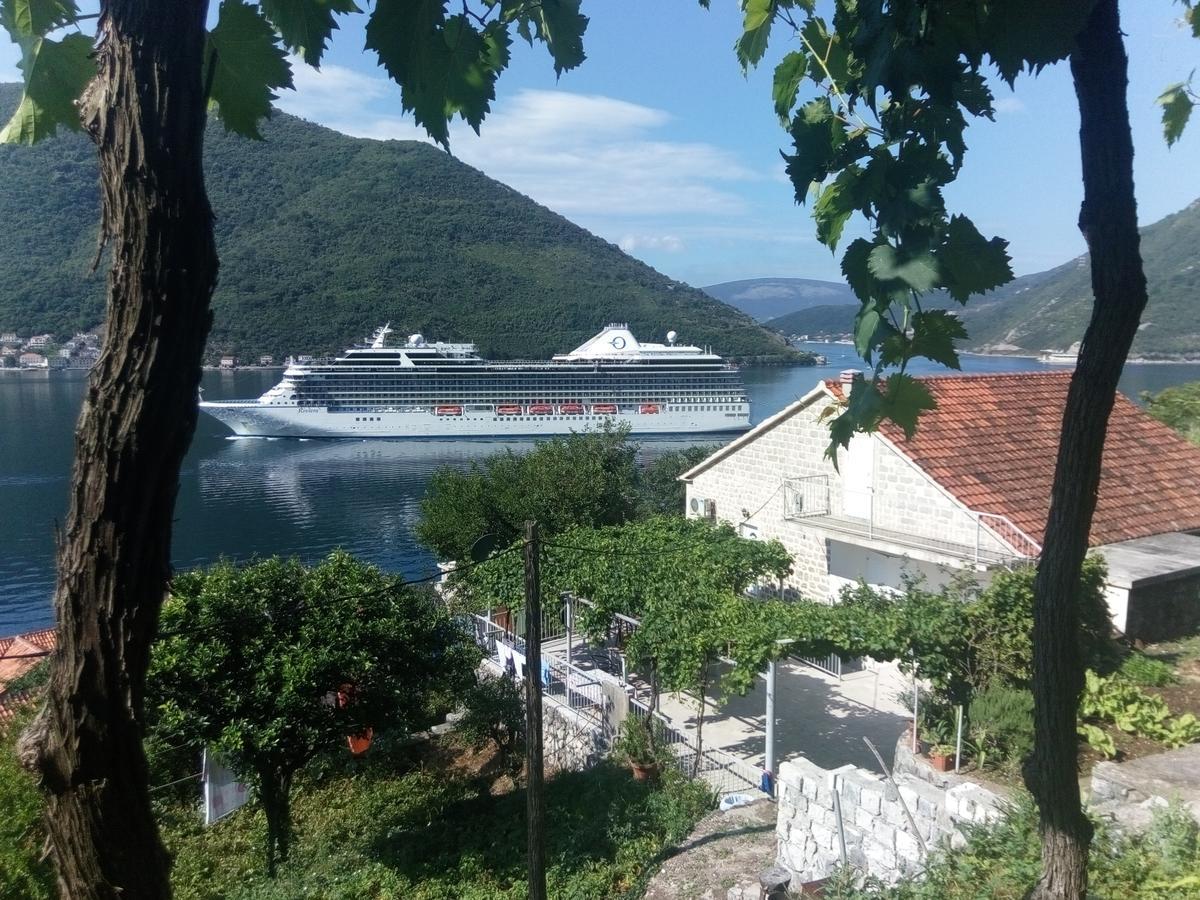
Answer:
xmin=684 ymin=390 xmax=1014 ymax=601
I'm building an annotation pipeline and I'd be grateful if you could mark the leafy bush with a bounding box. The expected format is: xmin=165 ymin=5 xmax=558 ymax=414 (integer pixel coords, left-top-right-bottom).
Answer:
xmin=1080 ymin=670 xmax=1200 ymax=749
xmin=1118 ymin=652 xmax=1177 ymax=687
xmin=967 ymin=684 xmax=1033 ymax=773
xmin=457 ymin=673 xmax=526 ymax=780
xmin=613 ymin=714 xmax=673 ymax=769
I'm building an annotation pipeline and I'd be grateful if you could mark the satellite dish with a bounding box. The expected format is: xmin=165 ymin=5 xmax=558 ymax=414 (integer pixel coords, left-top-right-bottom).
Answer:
xmin=469 ymin=533 xmax=501 ymax=563
xmin=408 ymin=333 xmax=424 ymax=347
xmin=667 ymin=330 xmax=678 ymax=345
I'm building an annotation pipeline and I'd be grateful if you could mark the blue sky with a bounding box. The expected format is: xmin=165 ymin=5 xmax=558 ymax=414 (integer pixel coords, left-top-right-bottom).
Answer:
xmin=2 ymin=1 xmax=1199 ymax=288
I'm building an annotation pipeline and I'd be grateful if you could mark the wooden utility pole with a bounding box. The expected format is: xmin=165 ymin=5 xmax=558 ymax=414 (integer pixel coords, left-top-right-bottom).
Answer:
xmin=523 ymin=521 xmax=547 ymax=900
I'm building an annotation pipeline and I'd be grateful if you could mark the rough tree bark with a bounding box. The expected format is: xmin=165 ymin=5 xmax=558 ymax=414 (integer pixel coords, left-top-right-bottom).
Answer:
xmin=1026 ymin=2 xmax=1148 ymax=897
xmin=16 ymin=1 xmax=218 ymax=897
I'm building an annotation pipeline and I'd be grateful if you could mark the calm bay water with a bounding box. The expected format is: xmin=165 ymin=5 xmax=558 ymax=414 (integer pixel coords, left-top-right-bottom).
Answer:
xmin=2 ymin=344 xmax=1198 ymax=634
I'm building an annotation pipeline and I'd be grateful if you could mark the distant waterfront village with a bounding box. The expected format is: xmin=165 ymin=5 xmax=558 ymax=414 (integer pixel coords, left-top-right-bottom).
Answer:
xmin=0 ymin=330 xmax=101 ymax=369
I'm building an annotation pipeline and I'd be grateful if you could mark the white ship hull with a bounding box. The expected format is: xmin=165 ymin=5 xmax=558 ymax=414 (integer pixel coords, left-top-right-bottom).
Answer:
xmin=200 ymin=401 xmax=750 ymax=438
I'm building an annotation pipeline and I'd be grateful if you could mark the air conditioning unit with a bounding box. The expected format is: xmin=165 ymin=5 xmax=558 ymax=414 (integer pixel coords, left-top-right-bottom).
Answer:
xmin=689 ymin=496 xmax=716 ymax=520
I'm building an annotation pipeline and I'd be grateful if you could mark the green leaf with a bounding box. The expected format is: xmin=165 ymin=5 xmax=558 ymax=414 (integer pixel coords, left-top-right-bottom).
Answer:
xmin=813 ymin=166 xmax=858 ymax=250
xmin=0 ymin=0 xmax=76 ymax=39
xmin=840 ymin=238 xmax=876 ymax=302
xmin=784 ymin=97 xmax=843 ymax=201
xmin=881 ymin=373 xmax=936 ymax=439
xmin=981 ymin=0 xmax=1096 ymax=85
xmin=800 ymin=17 xmax=851 ymax=87
xmin=939 ymin=214 xmax=1013 ymax=302
xmin=0 ymin=32 xmax=93 ymax=144
xmin=367 ymin=0 xmax=517 ymax=146
xmin=867 ymin=243 xmax=940 ymax=294
xmin=736 ymin=0 xmax=774 ymax=72
xmin=853 ymin=302 xmax=882 ymax=359
xmin=207 ymin=0 xmax=293 ymax=140
xmin=1157 ymin=81 xmax=1193 ymax=148
xmin=772 ymin=50 xmax=807 ymax=122
xmin=909 ymin=309 xmax=967 ymax=370
xmin=260 ymin=0 xmax=360 ymax=68
xmin=532 ymin=0 xmax=588 ymax=76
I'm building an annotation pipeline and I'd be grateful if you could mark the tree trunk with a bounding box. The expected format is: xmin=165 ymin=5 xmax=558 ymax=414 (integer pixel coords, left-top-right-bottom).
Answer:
xmin=16 ymin=1 xmax=218 ymax=897
xmin=258 ymin=768 xmax=293 ymax=877
xmin=691 ymin=659 xmax=710 ymax=779
xmin=1026 ymin=2 xmax=1147 ymax=898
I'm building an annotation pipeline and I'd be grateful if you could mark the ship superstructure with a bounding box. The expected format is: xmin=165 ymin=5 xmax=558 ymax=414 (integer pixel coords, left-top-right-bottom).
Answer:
xmin=199 ymin=324 xmax=751 ymax=438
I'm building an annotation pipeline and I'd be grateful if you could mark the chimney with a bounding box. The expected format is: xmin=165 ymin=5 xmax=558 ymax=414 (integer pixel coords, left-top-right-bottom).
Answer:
xmin=839 ymin=369 xmax=861 ymax=396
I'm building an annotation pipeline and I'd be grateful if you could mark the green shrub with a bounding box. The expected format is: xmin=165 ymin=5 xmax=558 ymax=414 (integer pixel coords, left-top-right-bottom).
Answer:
xmin=0 ymin=715 xmax=53 ymax=900
xmin=1118 ymin=652 xmax=1177 ymax=687
xmin=967 ymin=684 xmax=1033 ymax=773
xmin=1080 ymin=670 xmax=1200 ymax=748
xmin=457 ymin=673 xmax=526 ymax=779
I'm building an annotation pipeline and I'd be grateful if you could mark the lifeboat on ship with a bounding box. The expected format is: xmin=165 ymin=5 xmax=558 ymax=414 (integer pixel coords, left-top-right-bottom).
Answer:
xmin=496 ymin=405 xmax=522 ymax=415
xmin=559 ymin=403 xmax=584 ymax=415
xmin=528 ymin=404 xmax=553 ymax=415
xmin=639 ymin=404 xmax=660 ymax=414
xmin=592 ymin=404 xmax=618 ymax=415
xmin=435 ymin=406 xmax=463 ymax=416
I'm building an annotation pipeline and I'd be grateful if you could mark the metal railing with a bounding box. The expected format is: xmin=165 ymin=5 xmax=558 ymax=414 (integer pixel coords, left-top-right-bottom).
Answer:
xmin=783 ymin=474 xmax=831 ymax=518
xmin=780 ymin=474 xmax=1042 ymax=564
xmin=627 ymin=697 xmax=762 ymax=797
xmin=470 ymin=610 xmax=762 ymax=797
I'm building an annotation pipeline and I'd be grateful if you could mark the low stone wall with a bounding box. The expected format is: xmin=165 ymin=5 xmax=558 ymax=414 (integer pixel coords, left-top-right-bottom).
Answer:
xmin=480 ymin=657 xmax=613 ymax=775
xmin=543 ymin=700 xmax=612 ymax=773
xmin=1089 ymin=744 xmax=1200 ymax=832
xmin=775 ymin=747 xmax=1007 ymax=886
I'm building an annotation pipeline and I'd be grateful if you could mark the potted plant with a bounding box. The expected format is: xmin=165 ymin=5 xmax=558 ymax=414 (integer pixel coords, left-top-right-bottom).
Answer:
xmin=614 ymin=715 xmax=667 ymax=781
xmin=927 ymin=743 xmax=956 ymax=772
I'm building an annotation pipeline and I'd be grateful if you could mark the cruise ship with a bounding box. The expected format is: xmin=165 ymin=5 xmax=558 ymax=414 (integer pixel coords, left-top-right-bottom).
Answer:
xmin=199 ymin=324 xmax=751 ymax=438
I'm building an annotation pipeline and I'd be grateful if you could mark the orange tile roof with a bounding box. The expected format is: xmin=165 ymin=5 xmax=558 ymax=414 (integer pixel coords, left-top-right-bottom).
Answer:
xmin=827 ymin=372 xmax=1200 ymax=547
xmin=0 ymin=628 xmax=56 ymax=693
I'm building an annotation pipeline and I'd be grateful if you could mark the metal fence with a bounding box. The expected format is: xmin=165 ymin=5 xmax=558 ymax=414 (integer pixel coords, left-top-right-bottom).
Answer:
xmin=470 ymin=611 xmax=763 ymax=798
xmin=626 ymin=697 xmax=763 ymax=797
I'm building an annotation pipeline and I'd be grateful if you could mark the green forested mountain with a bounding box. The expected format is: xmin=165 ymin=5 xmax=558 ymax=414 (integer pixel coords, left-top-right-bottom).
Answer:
xmin=765 ymin=198 xmax=1200 ymax=358
xmin=0 ymin=84 xmax=795 ymax=363
xmin=962 ymin=199 xmax=1200 ymax=358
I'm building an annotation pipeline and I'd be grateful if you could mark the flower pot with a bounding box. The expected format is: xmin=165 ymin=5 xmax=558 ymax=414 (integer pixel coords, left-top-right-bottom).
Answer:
xmin=927 ymin=752 xmax=954 ymax=772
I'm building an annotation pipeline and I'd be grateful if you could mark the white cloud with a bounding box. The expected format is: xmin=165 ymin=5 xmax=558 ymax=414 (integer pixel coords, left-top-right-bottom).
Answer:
xmin=994 ymin=96 xmax=1026 ymax=115
xmin=274 ymin=64 xmax=757 ymax=219
xmin=618 ymin=234 xmax=685 ymax=253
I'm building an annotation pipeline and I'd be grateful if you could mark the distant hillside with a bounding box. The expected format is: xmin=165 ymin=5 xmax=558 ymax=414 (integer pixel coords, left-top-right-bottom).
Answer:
xmin=963 ymin=199 xmax=1200 ymax=358
xmin=767 ymin=304 xmax=856 ymax=337
xmin=764 ymin=200 xmax=1200 ymax=359
xmin=0 ymin=84 xmax=795 ymax=364
xmin=702 ymin=277 xmax=855 ymax=322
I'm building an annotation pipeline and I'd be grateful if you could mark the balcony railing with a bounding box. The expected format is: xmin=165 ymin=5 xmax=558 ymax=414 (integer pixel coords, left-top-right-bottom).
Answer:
xmin=781 ymin=475 xmax=1041 ymax=565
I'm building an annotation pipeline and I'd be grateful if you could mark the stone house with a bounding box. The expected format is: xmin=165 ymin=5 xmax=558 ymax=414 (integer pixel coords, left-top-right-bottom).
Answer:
xmin=18 ymin=352 xmax=47 ymax=368
xmin=680 ymin=371 xmax=1200 ymax=644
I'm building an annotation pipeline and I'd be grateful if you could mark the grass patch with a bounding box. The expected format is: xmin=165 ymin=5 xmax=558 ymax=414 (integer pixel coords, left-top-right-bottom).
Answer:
xmin=163 ymin=736 xmax=713 ymax=900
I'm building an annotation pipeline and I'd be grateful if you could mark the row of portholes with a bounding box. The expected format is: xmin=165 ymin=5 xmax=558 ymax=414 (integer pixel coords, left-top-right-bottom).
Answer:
xmin=355 ymin=416 xmax=381 ymax=422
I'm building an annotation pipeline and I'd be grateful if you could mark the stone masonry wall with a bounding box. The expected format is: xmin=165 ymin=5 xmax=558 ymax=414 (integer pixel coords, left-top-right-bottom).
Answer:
xmin=686 ymin=393 xmax=1009 ymax=602
xmin=543 ymin=700 xmax=612 ymax=773
xmin=1125 ymin=573 xmax=1200 ymax=644
xmin=775 ymin=749 xmax=1006 ymax=886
